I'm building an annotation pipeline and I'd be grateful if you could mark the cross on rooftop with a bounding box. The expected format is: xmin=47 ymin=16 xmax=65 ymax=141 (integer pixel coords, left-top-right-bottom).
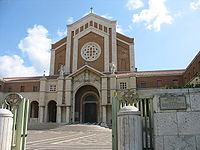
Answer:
xmin=90 ymin=7 xmax=93 ymax=13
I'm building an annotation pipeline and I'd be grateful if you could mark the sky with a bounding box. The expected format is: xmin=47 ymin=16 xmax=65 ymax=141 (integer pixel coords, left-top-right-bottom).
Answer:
xmin=0 ymin=0 xmax=200 ymax=77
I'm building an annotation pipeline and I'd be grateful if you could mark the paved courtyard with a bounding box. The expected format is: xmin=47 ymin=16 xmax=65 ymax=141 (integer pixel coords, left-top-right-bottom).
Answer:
xmin=26 ymin=124 xmax=112 ymax=150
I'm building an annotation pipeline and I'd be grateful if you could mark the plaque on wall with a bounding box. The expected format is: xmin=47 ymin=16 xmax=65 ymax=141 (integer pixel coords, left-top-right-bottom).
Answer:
xmin=159 ymin=94 xmax=187 ymax=110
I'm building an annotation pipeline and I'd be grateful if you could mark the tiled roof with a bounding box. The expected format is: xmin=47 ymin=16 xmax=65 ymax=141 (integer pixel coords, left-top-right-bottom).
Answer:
xmin=136 ymin=69 xmax=185 ymax=77
xmin=3 ymin=75 xmax=59 ymax=82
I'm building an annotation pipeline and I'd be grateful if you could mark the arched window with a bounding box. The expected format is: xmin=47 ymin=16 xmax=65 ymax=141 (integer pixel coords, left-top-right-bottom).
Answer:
xmin=30 ymin=101 xmax=39 ymax=118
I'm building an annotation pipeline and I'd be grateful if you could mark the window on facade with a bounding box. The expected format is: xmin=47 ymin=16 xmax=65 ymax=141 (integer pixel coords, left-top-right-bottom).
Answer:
xmin=140 ymin=82 xmax=147 ymax=88
xmin=120 ymin=82 xmax=127 ymax=89
xmin=49 ymin=85 xmax=56 ymax=92
xmin=33 ymin=86 xmax=39 ymax=92
xmin=20 ymin=86 xmax=25 ymax=92
xmin=157 ymin=80 xmax=163 ymax=88
xmin=173 ymin=79 xmax=179 ymax=87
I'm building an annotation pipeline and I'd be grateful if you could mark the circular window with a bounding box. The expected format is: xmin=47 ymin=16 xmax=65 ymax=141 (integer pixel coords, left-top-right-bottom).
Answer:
xmin=81 ymin=42 xmax=101 ymax=61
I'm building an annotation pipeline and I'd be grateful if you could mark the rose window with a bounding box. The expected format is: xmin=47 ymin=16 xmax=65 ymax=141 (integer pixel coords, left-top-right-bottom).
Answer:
xmin=81 ymin=42 xmax=101 ymax=61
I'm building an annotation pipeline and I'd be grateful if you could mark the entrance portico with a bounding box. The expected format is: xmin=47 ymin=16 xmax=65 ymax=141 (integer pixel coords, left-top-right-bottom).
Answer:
xmin=75 ymin=85 xmax=99 ymax=123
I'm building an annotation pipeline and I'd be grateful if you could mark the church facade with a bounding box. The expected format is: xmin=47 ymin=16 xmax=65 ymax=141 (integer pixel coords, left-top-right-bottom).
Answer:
xmin=0 ymin=13 xmax=199 ymax=125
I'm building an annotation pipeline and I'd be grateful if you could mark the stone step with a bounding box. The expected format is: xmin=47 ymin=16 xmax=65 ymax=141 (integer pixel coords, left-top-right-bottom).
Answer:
xmin=28 ymin=123 xmax=61 ymax=130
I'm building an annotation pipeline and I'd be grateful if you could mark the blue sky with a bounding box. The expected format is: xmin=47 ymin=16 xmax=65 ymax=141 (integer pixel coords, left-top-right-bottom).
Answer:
xmin=0 ymin=0 xmax=200 ymax=77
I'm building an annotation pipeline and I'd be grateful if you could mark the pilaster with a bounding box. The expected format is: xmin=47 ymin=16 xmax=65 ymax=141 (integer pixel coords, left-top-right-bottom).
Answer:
xmin=65 ymin=28 xmax=72 ymax=73
xmin=110 ymin=75 xmax=117 ymax=103
xmin=101 ymin=77 xmax=108 ymax=105
xmin=49 ymin=49 xmax=55 ymax=75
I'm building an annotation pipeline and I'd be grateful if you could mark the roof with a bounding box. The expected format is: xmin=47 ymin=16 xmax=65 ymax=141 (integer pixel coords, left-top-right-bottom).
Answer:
xmin=136 ymin=69 xmax=185 ymax=77
xmin=185 ymin=51 xmax=200 ymax=70
xmin=3 ymin=75 xmax=59 ymax=82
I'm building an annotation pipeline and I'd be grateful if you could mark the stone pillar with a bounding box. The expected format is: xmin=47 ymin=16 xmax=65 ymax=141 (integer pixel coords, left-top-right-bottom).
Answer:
xmin=44 ymin=106 xmax=48 ymax=122
xmin=102 ymin=77 xmax=108 ymax=105
xmin=104 ymin=35 xmax=109 ymax=72
xmin=102 ymin=77 xmax=107 ymax=123
xmin=110 ymin=75 xmax=117 ymax=103
xmin=0 ymin=109 xmax=13 ymax=150
xmin=118 ymin=106 xmax=142 ymax=150
xmin=49 ymin=49 xmax=55 ymax=75
xmin=129 ymin=42 xmax=135 ymax=71
xmin=57 ymin=106 xmax=61 ymax=123
xmin=66 ymin=106 xmax=70 ymax=124
xmin=39 ymin=106 xmax=44 ymax=123
xmin=65 ymin=77 xmax=72 ymax=123
xmin=129 ymin=74 xmax=136 ymax=89
xmin=39 ymin=77 xmax=47 ymax=123
xmin=65 ymin=27 xmax=72 ymax=74
xmin=102 ymin=106 xmax=107 ymax=123
xmin=57 ymin=77 xmax=64 ymax=104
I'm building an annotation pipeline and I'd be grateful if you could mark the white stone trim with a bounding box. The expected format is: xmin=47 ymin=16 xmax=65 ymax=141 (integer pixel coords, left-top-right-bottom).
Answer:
xmin=74 ymin=26 xmax=109 ymax=39
xmin=72 ymin=27 xmax=109 ymax=73
xmin=49 ymin=49 xmax=55 ymax=75
xmin=54 ymin=42 xmax=66 ymax=51
xmin=116 ymin=38 xmax=132 ymax=46
xmin=112 ymin=26 xmax=117 ymax=71
xmin=104 ymin=35 xmax=109 ymax=72
xmin=129 ymin=43 xmax=135 ymax=71
xmin=69 ymin=14 xmax=116 ymax=31
xmin=72 ymin=38 xmax=78 ymax=72
xmin=65 ymin=29 xmax=72 ymax=73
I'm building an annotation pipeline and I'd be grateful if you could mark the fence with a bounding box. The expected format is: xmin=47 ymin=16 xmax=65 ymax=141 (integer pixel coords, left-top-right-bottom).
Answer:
xmin=112 ymin=90 xmax=154 ymax=150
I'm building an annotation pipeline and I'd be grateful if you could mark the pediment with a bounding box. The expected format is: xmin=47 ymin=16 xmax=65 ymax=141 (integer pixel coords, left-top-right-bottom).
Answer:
xmin=68 ymin=65 xmax=104 ymax=78
xmin=67 ymin=13 xmax=116 ymax=29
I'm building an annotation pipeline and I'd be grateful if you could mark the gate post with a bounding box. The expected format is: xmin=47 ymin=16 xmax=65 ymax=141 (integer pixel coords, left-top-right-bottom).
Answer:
xmin=118 ymin=106 xmax=142 ymax=150
xmin=0 ymin=109 xmax=13 ymax=150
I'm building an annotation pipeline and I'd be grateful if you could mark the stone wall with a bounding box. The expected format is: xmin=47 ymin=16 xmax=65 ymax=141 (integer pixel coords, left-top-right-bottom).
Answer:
xmin=152 ymin=88 xmax=200 ymax=150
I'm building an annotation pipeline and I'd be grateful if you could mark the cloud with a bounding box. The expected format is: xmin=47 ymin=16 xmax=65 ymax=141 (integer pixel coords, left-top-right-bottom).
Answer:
xmin=67 ymin=17 xmax=74 ymax=24
xmin=132 ymin=0 xmax=173 ymax=32
xmin=190 ymin=0 xmax=200 ymax=10
xmin=0 ymin=55 xmax=37 ymax=77
xmin=100 ymin=14 xmax=113 ymax=20
xmin=57 ymin=28 xmax=67 ymax=37
xmin=126 ymin=0 xmax=144 ymax=10
xmin=116 ymin=24 xmax=125 ymax=34
xmin=18 ymin=25 xmax=51 ymax=74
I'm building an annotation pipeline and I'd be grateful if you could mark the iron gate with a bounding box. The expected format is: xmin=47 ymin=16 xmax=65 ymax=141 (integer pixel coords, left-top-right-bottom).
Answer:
xmin=112 ymin=90 xmax=154 ymax=150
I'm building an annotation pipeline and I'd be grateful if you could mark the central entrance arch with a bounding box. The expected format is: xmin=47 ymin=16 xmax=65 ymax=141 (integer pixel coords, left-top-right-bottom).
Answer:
xmin=75 ymin=85 xmax=99 ymax=123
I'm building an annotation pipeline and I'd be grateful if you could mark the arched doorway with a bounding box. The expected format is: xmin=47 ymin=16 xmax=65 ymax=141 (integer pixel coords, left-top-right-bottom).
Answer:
xmin=30 ymin=101 xmax=39 ymax=118
xmin=75 ymin=85 xmax=99 ymax=123
xmin=83 ymin=95 xmax=97 ymax=123
xmin=48 ymin=100 xmax=57 ymax=122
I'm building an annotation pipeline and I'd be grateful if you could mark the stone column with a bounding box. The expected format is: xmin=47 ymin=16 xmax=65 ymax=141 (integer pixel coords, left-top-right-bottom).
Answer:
xmin=0 ymin=109 xmax=13 ymax=150
xmin=129 ymin=42 xmax=135 ymax=71
xmin=39 ymin=77 xmax=47 ymax=123
xmin=65 ymin=77 xmax=72 ymax=123
xmin=57 ymin=106 xmax=61 ymax=123
xmin=111 ymin=23 xmax=117 ymax=70
xmin=57 ymin=77 xmax=64 ymax=123
xmin=110 ymin=75 xmax=117 ymax=103
xmin=44 ymin=106 xmax=48 ymax=122
xmin=104 ymin=35 xmax=109 ymax=72
xmin=102 ymin=106 xmax=107 ymax=123
xmin=129 ymin=74 xmax=136 ymax=89
xmin=66 ymin=106 xmax=70 ymax=124
xmin=102 ymin=77 xmax=107 ymax=123
xmin=39 ymin=106 xmax=44 ymax=123
xmin=49 ymin=49 xmax=55 ymax=75
xmin=65 ymin=27 xmax=72 ymax=74
xmin=118 ymin=106 xmax=142 ymax=150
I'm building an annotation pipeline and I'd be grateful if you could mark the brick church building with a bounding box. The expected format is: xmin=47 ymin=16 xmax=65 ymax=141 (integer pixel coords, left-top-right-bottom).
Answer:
xmin=0 ymin=12 xmax=199 ymax=125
